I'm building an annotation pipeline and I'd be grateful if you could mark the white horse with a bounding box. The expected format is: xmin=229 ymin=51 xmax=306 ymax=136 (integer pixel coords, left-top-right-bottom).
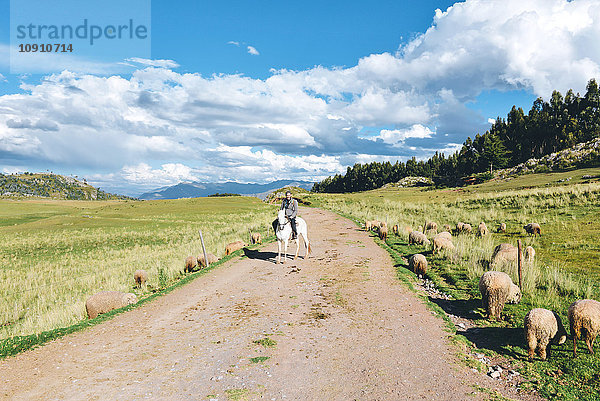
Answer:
xmin=274 ymin=209 xmax=311 ymax=264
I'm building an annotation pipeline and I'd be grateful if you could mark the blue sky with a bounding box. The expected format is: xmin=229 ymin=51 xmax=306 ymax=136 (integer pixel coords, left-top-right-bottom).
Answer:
xmin=1 ymin=0 xmax=598 ymax=196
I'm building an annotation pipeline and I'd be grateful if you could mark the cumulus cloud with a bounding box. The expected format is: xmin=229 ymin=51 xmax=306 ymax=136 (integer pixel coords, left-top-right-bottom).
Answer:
xmin=247 ymin=46 xmax=260 ymax=55
xmin=1 ymin=0 xmax=599 ymax=193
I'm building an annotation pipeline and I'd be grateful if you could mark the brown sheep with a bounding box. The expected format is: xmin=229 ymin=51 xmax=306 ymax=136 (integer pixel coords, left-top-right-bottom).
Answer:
xmin=133 ymin=269 xmax=148 ymax=287
xmin=462 ymin=223 xmax=472 ymax=234
xmin=425 ymin=221 xmax=438 ymax=232
xmin=524 ymin=308 xmax=567 ymax=360
xmin=197 ymin=253 xmax=218 ymax=268
xmin=433 ymin=237 xmax=455 ymax=254
xmin=378 ymin=225 xmax=388 ymax=241
xmin=408 ymin=231 xmax=431 ymax=247
xmin=479 ymin=271 xmax=521 ymax=320
xmin=225 ymin=241 xmax=245 ymax=255
xmin=184 ymin=256 xmax=197 ymax=273
xmin=490 ymin=243 xmax=518 ymax=268
xmin=409 ymin=254 xmax=427 ymax=277
xmin=251 ymin=232 xmax=262 ymax=244
xmin=568 ymin=299 xmax=600 ymax=356
xmin=525 ymin=246 xmax=535 ymax=262
xmin=85 ymin=291 xmax=137 ymax=319
xmin=497 ymin=223 xmax=507 ymax=233
xmin=392 ymin=224 xmax=399 ymax=235
xmin=477 ymin=222 xmax=489 ymax=237
xmin=456 ymin=222 xmax=465 ymax=232
xmin=524 ymin=223 xmax=542 ymax=236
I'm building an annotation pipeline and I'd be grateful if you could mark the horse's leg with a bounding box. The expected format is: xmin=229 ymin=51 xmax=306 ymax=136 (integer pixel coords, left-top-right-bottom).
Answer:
xmin=283 ymin=239 xmax=289 ymax=263
xmin=277 ymin=240 xmax=282 ymax=264
xmin=301 ymin=232 xmax=310 ymax=258
xmin=294 ymin=236 xmax=300 ymax=260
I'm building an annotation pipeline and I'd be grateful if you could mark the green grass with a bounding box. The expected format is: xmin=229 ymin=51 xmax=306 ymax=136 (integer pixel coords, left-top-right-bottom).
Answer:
xmin=253 ymin=337 xmax=277 ymax=348
xmin=308 ymin=167 xmax=600 ymax=400
xmin=249 ymin=356 xmax=270 ymax=363
xmin=0 ymin=196 xmax=277 ymax=339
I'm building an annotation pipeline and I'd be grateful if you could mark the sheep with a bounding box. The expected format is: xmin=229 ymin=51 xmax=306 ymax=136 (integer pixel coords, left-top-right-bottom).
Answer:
xmin=392 ymin=224 xmax=399 ymax=235
xmin=456 ymin=222 xmax=465 ymax=233
xmin=425 ymin=221 xmax=438 ymax=232
xmin=497 ymin=223 xmax=507 ymax=233
xmin=371 ymin=220 xmax=381 ymax=230
xmin=85 ymin=291 xmax=137 ymax=319
xmin=379 ymin=221 xmax=388 ymax=230
xmin=479 ymin=271 xmax=521 ymax=320
xmin=251 ymin=232 xmax=262 ymax=244
xmin=433 ymin=237 xmax=455 ymax=254
xmin=225 ymin=241 xmax=245 ymax=255
xmin=184 ymin=256 xmax=197 ymax=273
xmin=409 ymin=254 xmax=427 ymax=277
xmin=378 ymin=225 xmax=388 ymax=241
xmin=524 ymin=223 xmax=542 ymax=236
xmin=133 ymin=269 xmax=148 ymax=287
xmin=477 ymin=222 xmax=489 ymax=237
xmin=365 ymin=220 xmax=373 ymax=231
xmin=443 ymin=224 xmax=451 ymax=232
xmin=462 ymin=223 xmax=472 ymax=234
xmin=524 ymin=308 xmax=567 ymax=360
xmin=408 ymin=231 xmax=431 ymax=247
xmin=568 ymin=299 xmax=600 ymax=356
xmin=490 ymin=243 xmax=518 ymax=268
xmin=525 ymin=246 xmax=535 ymax=262
xmin=434 ymin=231 xmax=452 ymax=241
xmin=197 ymin=253 xmax=218 ymax=268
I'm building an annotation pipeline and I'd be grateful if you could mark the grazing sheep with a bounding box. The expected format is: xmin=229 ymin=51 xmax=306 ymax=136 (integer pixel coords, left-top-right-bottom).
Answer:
xmin=497 ymin=223 xmax=507 ymax=233
xmin=86 ymin=291 xmax=137 ymax=319
xmin=524 ymin=223 xmax=542 ymax=236
xmin=425 ymin=221 xmax=438 ymax=232
xmin=133 ymin=269 xmax=148 ymax=287
xmin=197 ymin=253 xmax=218 ymax=268
xmin=184 ymin=256 xmax=197 ymax=273
xmin=392 ymin=224 xmax=399 ymax=235
xmin=433 ymin=237 xmax=455 ymax=254
xmin=456 ymin=222 xmax=465 ymax=232
xmin=251 ymin=232 xmax=262 ymax=244
xmin=479 ymin=271 xmax=521 ymax=320
xmin=525 ymin=246 xmax=535 ymax=262
xmin=371 ymin=220 xmax=381 ymax=230
xmin=378 ymin=225 xmax=388 ymax=241
xmin=478 ymin=222 xmax=489 ymax=237
xmin=379 ymin=221 xmax=388 ymax=230
xmin=365 ymin=220 xmax=373 ymax=231
xmin=434 ymin=231 xmax=452 ymax=241
xmin=443 ymin=224 xmax=451 ymax=232
xmin=524 ymin=308 xmax=567 ymax=360
xmin=225 ymin=241 xmax=245 ymax=255
xmin=409 ymin=254 xmax=428 ymax=277
xmin=568 ymin=299 xmax=600 ymax=356
xmin=490 ymin=243 xmax=518 ymax=268
xmin=462 ymin=223 xmax=472 ymax=234
xmin=408 ymin=231 xmax=431 ymax=247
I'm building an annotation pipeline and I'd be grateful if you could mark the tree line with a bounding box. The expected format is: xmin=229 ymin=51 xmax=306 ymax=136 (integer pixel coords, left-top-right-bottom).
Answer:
xmin=313 ymin=79 xmax=600 ymax=193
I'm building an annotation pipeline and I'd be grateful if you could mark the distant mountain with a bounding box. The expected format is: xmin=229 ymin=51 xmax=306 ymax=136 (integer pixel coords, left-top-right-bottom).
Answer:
xmin=138 ymin=180 xmax=314 ymax=200
xmin=0 ymin=172 xmax=133 ymax=200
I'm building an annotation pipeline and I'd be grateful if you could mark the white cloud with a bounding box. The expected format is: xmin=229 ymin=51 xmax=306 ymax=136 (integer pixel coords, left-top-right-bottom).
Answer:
xmin=121 ymin=163 xmax=196 ymax=185
xmin=228 ymin=41 xmax=240 ymax=46
xmin=247 ymin=46 xmax=260 ymax=56
xmin=488 ymin=118 xmax=496 ymax=125
xmin=369 ymin=124 xmax=435 ymax=146
xmin=125 ymin=58 xmax=180 ymax=69
xmin=0 ymin=73 xmax=6 ymax=82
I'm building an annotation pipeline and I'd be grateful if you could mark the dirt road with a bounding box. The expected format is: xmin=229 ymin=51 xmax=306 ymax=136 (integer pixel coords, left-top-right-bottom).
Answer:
xmin=1 ymin=208 xmax=524 ymax=400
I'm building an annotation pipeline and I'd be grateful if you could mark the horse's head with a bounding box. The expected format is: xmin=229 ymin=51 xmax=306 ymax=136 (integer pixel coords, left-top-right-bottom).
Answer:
xmin=277 ymin=209 xmax=287 ymax=225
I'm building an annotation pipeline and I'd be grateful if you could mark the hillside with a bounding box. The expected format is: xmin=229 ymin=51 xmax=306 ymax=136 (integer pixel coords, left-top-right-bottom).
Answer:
xmin=139 ymin=179 xmax=314 ymax=200
xmin=0 ymin=172 xmax=132 ymax=200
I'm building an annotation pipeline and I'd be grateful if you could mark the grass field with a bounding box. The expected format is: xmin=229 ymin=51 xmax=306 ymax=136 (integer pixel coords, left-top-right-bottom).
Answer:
xmin=302 ymin=167 xmax=600 ymax=400
xmin=0 ymin=197 xmax=277 ymax=339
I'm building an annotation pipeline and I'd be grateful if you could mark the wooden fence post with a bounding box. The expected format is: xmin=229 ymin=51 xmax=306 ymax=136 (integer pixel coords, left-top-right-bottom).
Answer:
xmin=517 ymin=239 xmax=523 ymax=289
xmin=198 ymin=229 xmax=209 ymax=269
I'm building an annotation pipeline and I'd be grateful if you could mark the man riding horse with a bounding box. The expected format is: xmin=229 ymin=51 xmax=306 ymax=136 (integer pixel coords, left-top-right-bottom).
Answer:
xmin=276 ymin=191 xmax=298 ymax=239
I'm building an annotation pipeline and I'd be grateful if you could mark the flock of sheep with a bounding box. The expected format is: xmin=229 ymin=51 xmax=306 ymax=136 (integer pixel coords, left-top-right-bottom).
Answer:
xmin=365 ymin=219 xmax=600 ymax=360
xmin=84 ymin=232 xmax=264 ymax=321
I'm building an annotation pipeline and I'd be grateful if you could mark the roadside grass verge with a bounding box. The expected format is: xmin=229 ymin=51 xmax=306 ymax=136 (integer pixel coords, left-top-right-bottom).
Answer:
xmin=0 ymin=197 xmax=277 ymax=339
xmin=311 ymin=174 xmax=600 ymax=400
